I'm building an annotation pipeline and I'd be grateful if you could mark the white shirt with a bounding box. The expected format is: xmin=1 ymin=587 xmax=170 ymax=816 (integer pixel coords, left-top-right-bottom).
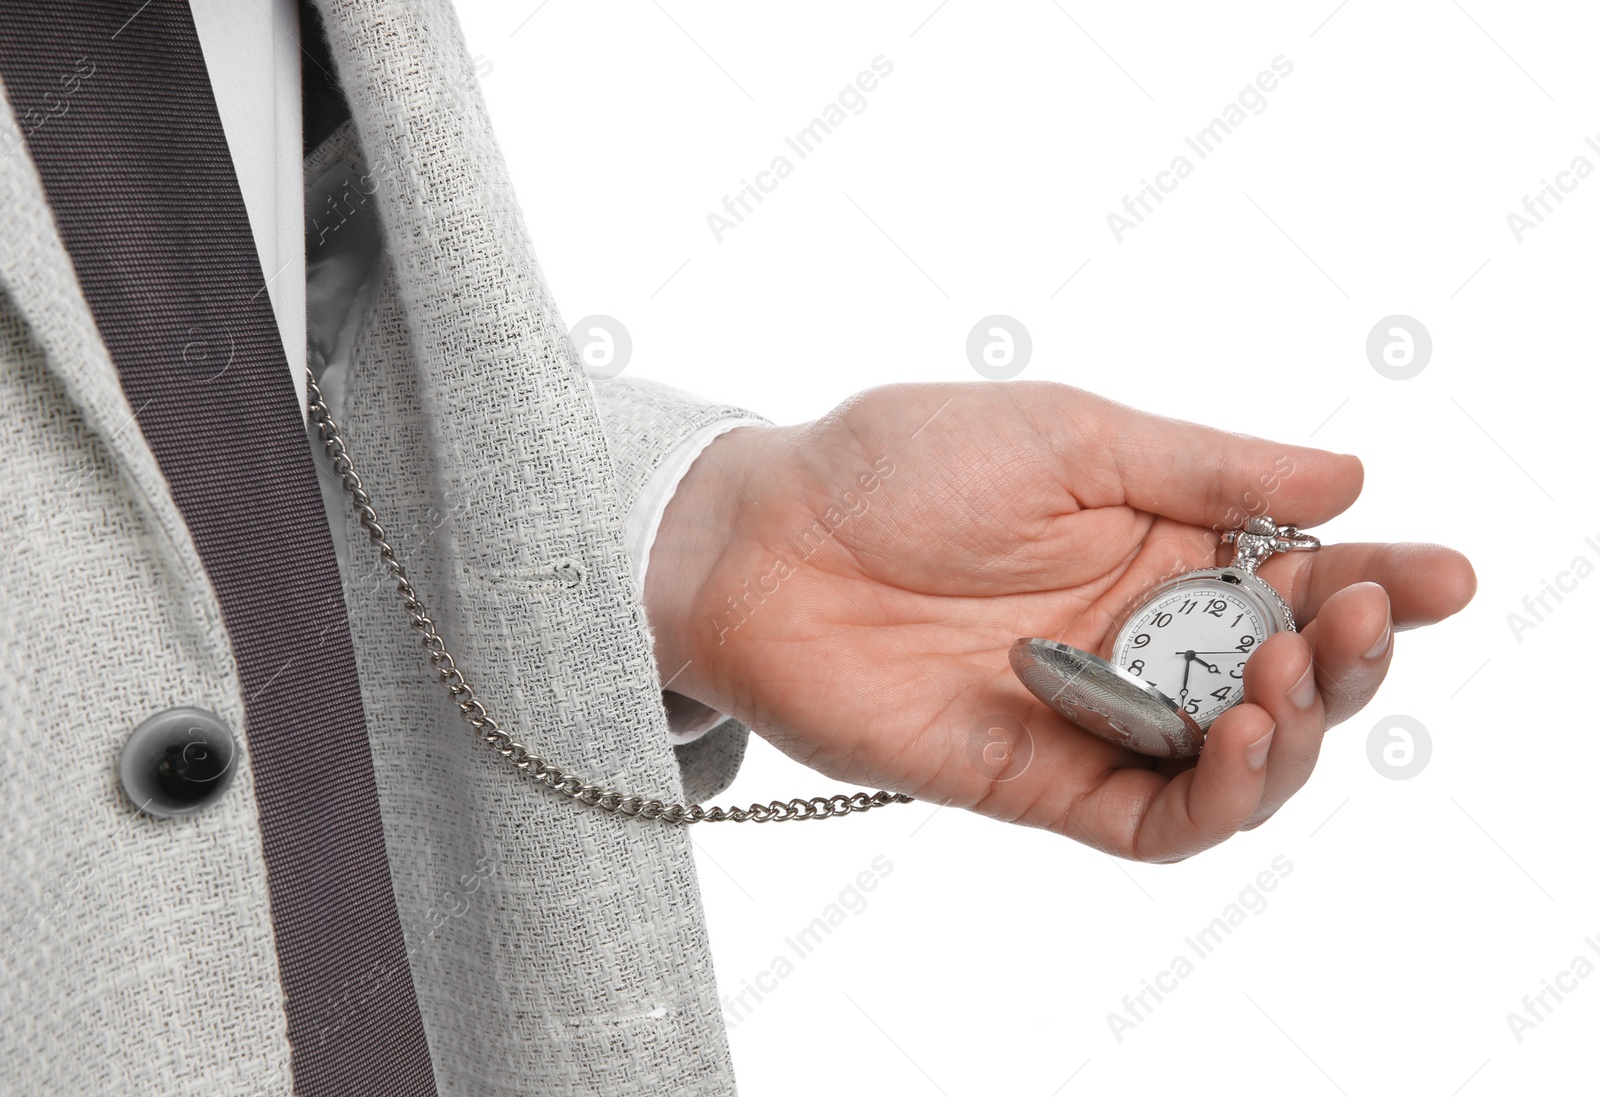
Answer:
xmin=190 ymin=0 xmax=736 ymax=743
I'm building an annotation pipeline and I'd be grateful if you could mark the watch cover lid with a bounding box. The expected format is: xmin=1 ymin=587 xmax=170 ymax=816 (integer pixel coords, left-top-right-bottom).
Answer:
xmin=1009 ymin=637 xmax=1206 ymax=759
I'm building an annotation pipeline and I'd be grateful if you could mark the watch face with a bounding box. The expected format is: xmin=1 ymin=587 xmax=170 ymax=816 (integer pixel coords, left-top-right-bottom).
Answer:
xmin=1110 ymin=577 xmax=1273 ymax=728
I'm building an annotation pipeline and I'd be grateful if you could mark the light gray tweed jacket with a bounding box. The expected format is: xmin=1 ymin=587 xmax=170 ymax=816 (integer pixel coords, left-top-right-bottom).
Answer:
xmin=0 ymin=1 xmax=759 ymax=1092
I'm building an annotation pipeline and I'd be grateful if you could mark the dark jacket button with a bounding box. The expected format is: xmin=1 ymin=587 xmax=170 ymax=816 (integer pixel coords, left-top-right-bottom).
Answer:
xmin=118 ymin=706 xmax=238 ymax=818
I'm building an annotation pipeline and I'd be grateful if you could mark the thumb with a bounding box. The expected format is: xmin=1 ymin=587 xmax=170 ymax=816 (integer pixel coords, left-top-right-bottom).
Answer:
xmin=1029 ymin=382 xmax=1364 ymax=532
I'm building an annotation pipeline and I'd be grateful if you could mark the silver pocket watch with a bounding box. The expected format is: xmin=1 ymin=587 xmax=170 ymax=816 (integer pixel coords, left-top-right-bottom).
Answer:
xmin=1009 ymin=515 xmax=1320 ymax=758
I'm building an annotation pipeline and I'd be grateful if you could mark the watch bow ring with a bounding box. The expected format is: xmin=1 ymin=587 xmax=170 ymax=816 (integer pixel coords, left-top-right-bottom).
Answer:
xmin=1009 ymin=515 xmax=1320 ymax=759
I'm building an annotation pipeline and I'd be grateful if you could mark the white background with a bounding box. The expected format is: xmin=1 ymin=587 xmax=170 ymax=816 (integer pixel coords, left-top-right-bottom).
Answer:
xmin=456 ymin=2 xmax=1597 ymax=1093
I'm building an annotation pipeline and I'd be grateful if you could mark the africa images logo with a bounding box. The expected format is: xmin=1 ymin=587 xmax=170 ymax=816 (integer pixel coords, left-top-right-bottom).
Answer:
xmin=707 ymin=55 xmax=895 ymax=243
xmin=1106 ymin=55 xmax=1294 ymax=243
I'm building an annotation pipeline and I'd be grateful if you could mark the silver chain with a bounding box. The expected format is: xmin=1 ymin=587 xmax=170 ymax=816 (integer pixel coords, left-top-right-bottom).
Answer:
xmin=305 ymin=367 xmax=913 ymax=824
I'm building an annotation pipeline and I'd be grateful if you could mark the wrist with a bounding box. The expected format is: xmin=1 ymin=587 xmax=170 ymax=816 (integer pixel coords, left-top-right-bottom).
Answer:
xmin=643 ymin=423 xmax=776 ymax=704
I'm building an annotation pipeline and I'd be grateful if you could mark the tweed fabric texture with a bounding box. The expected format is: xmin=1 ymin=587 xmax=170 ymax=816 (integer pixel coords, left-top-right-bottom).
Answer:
xmin=300 ymin=43 xmax=758 ymax=1081
xmin=0 ymin=4 xmax=437 ymax=1091
xmin=0 ymin=72 xmax=297 ymax=1097
xmin=0 ymin=0 xmax=768 ymax=1091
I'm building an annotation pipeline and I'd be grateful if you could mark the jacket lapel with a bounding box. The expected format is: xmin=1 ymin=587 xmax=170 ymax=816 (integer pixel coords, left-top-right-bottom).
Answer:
xmin=0 ymin=88 xmax=221 ymax=600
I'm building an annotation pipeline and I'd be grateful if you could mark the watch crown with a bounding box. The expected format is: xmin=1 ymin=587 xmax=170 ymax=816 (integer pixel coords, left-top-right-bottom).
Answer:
xmin=1223 ymin=514 xmax=1321 ymax=571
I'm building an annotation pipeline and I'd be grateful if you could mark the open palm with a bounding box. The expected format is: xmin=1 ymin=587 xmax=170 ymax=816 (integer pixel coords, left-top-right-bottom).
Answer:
xmin=654 ymin=380 xmax=1475 ymax=861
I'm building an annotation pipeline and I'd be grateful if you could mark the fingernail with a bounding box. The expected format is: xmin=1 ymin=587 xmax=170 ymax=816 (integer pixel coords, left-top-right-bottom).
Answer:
xmin=1289 ymin=662 xmax=1316 ymax=709
xmin=1364 ymin=610 xmax=1393 ymax=661
xmin=1245 ymin=724 xmax=1276 ymax=770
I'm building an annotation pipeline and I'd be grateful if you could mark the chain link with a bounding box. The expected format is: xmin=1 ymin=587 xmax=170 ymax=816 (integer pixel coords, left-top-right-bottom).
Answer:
xmin=305 ymin=368 xmax=913 ymax=824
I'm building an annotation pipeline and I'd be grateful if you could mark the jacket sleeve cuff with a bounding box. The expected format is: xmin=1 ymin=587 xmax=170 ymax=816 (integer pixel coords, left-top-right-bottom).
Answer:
xmin=623 ymin=415 xmax=767 ymax=746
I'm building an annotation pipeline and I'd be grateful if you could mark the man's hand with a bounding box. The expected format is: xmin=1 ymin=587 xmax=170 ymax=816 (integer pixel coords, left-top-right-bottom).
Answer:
xmin=644 ymin=381 xmax=1475 ymax=862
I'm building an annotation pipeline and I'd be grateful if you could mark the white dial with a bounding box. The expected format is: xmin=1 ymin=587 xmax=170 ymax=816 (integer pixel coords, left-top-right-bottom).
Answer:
xmin=1110 ymin=581 xmax=1270 ymax=728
